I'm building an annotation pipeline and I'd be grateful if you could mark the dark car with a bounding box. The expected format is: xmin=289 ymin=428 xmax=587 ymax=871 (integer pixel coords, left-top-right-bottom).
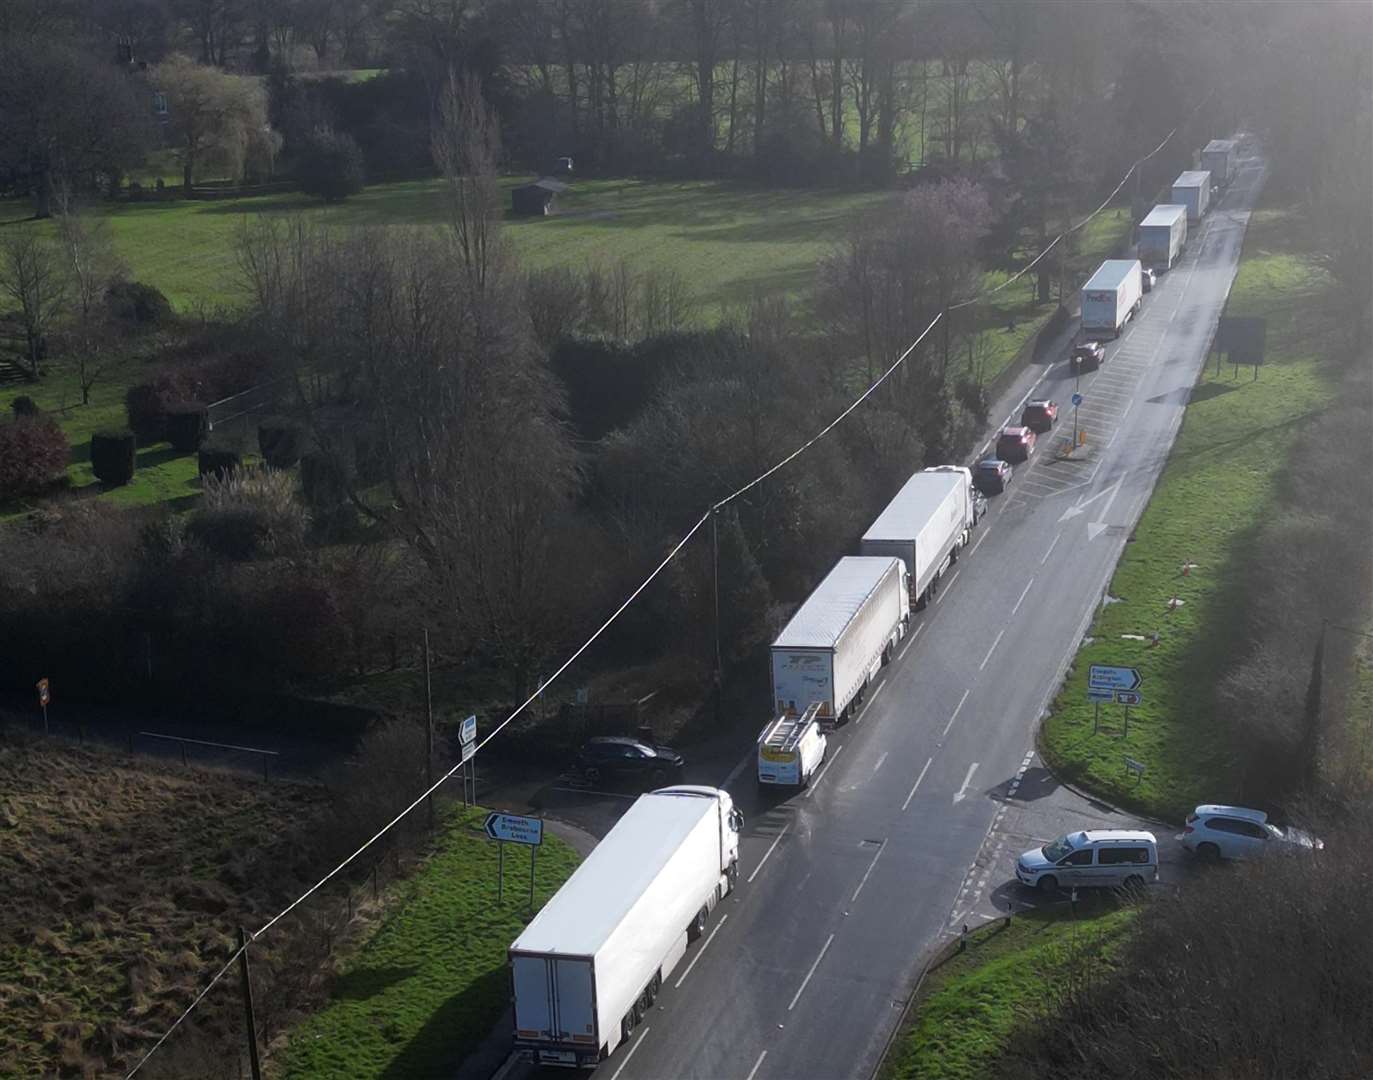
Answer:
xmin=573 ymin=736 xmax=686 ymax=788
xmin=1071 ymin=341 xmax=1106 ymax=374
xmin=973 ymin=458 xmax=1013 ymax=495
xmin=995 ymin=425 xmax=1036 ymax=463
xmin=1019 ymin=399 xmax=1059 ymax=434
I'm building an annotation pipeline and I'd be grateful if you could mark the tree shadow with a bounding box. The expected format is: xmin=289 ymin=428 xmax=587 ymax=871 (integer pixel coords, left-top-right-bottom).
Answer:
xmin=1183 ymin=381 xmax=1241 ymax=406
xmin=378 ymin=968 xmax=512 ymax=1080
xmin=330 ymin=964 xmax=420 ymax=1002
xmin=137 ymin=445 xmax=186 ymax=469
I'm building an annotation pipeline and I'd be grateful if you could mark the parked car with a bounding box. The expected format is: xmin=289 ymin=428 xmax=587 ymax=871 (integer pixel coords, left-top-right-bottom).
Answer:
xmin=572 ymin=736 xmax=686 ymax=788
xmin=1142 ymin=267 xmax=1157 ymax=293
xmin=1019 ymin=399 xmax=1059 ymax=434
xmin=973 ymin=458 xmax=1012 ymax=494
xmin=995 ymin=425 xmax=1036 ymax=463
xmin=1178 ymin=804 xmax=1324 ymax=862
xmin=1016 ymin=830 xmax=1159 ymax=894
xmin=1071 ymin=340 xmax=1106 ymax=374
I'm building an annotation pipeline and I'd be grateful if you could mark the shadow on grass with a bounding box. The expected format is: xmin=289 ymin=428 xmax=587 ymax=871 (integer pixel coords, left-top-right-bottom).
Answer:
xmin=136 ymin=445 xmax=186 ymax=469
xmin=1164 ymin=406 xmax=1328 ymax=471
xmin=378 ymin=967 xmax=510 ymax=1080
xmin=331 ymin=965 xmax=421 ymax=1002
xmin=1182 ymin=381 xmax=1242 ymax=406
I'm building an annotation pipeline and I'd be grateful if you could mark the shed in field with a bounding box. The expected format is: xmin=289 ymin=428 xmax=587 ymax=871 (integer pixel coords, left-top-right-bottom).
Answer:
xmin=512 ymin=177 xmax=569 ymax=217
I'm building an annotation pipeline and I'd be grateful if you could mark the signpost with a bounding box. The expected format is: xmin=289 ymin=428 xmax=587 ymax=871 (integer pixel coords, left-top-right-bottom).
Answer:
xmin=484 ymin=812 xmax=543 ymax=909
xmin=1071 ymin=392 xmax=1083 ymax=450
xmin=460 ymin=714 xmax=477 ymax=807
xmin=36 ymin=677 xmax=50 ymax=735
xmin=1086 ymin=666 xmax=1143 ymax=736
xmin=1124 ymin=756 xmax=1147 ymax=782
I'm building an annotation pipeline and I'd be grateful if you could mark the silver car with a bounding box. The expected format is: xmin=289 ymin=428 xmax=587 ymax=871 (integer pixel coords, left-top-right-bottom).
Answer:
xmin=1177 ymin=804 xmax=1323 ymax=862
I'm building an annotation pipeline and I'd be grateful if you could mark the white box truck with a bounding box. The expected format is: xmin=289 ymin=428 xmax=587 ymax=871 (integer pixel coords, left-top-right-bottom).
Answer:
xmin=510 ymin=786 xmax=742 ymax=1068
xmin=771 ymin=555 xmax=909 ymax=723
xmin=1081 ymin=259 xmax=1144 ymax=339
xmin=1201 ymin=139 xmax=1236 ymax=189
xmin=861 ymin=469 xmax=977 ymax=610
xmin=1137 ymin=204 xmax=1188 ymax=270
xmin=757 ymin=701 xmax=828 ymax=788
xmin=1171 ymin=170 xmax=1212 ymax=222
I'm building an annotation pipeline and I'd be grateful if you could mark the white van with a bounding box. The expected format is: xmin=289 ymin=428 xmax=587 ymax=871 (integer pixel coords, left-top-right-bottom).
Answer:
xmin=1015 ymin=829 xmax=1158 ymax=893
xmin=757 ymin=703 xmax=828 ymax=789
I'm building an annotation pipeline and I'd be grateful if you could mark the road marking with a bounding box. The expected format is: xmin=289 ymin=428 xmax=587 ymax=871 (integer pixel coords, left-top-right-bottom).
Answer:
xmin=747 ymin=822 xmax=792 ymax=883
xmin=969 ymin=526 xmax=993 ymax=556
xmin=942 ymin=689 xmax=971 ymax=737
xmin=744 ymin=1051 xmax=768 ymax=1080
xmin=674 ymin=915 xmax=728 ymax=988
xmin=897 ymin=622 xmax=924 ymax=661
xmin=953 ymin=762 xmax=980 ymax=803
xmin=856 ymin=679 xmax=886 ymax=723
xmin=722 ymin=751 xmax=754 ymax=789
xmin=851 ymin=839 xmax=888 ymax=902
xmin=935 ymin=567 xmax=961 ymax=604
xmin=1059 ymin=476 xmax=1124 ymax=522
xmin=788 ymin=933 xmax=836 ymax=1010
xmin=902 ymin=757 xmax=933 ymax=811
xmin=608 ymin=1027 xmax=650 ymax=1080
xmin=802 ymin=743 xmax=844 ymax=799
xmin=1040 ymin=534 xmax=1060 ymax=565
xmin=550 ymin=787 xmax=637 ymax=800
xmin=873 ymin=751 xmax=888 ymax=773
xmin=1011 ymin=578 xmax=1034 ymax=615
xmin=979 ymin=630 xmax=1005 ymax=671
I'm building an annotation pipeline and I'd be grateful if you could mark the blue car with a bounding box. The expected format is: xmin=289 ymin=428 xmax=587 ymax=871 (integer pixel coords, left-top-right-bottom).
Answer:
xmin=973 ymin=458 xmax=1013 ymax=495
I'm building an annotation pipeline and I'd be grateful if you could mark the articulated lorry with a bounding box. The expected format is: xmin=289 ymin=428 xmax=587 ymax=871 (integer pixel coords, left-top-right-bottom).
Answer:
xmin=510 ymin=786 xmax=743 ymax=1068
xmin=771 ymin=555 xmax=909 ymax=723
xmin=1137 ymin=204 xmax=1188 ymax=270
xmin=1171 ymin=170 xmax=1212 ymax=222
xmin=861 ymin=469 xmax=978 ymax=610
xmin=1081 ymin=259 xmax=1144 ymax=339
xmin=1201 ymin=139 xmax=1236 ymax=189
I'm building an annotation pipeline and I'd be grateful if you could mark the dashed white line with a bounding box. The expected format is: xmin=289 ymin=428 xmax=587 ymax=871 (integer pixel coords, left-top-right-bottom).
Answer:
xmin=979 ymin=629 xmax=1005 ymax=671
xmin=722 ymin=751 xmax=754 ymax=788
xmin=674 ymin=915 xmax=728 ymax=988
xmin=608 ymin=1027 xmax=650 ymax=1080
xmin=1011 ymin=578 xmax=1035 ymax=615
xmin=744 ymin=1051 xmax=768 ymax=1080
xmin=970 ymin=526 xmax=993 ymax=556
xmin=942 ymin=689 xmax=971 ymax=738
xmin=897 ymin=622 xmax=924 ymax=661
xmin=1040 ymin=534 xmax=1061 ymax=565
xmin=851 ymin=839 xmax=888 ymax=902
xmin=935 ymin=567 xmax=961 ymax=604
xmin=747 ymin=822 xmax=792 ymax=883
xmin=802 ymin=743 xmax=844 ymax=800
xmin=788 ymin=933 xmax=836 ymax=1010
xmin=873 ymin=750 xmax=889 ymax=773
xmin=856 ymin=679 xmax=886 ymax=722
xmin=902 ymin=757 xmax=933 ymax=811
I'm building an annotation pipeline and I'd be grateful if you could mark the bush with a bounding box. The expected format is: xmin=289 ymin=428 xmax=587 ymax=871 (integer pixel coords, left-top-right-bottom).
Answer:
xmin=124 ymin=384 xmax=164 ymax=444
xmin=10 ymin=396 xmax=39 ymax=418
xmin=105 ymin=281 xmax=172 ymax=326
xmin=257 ymin=417 xmax=306 ymax=468
xmin=165 ymin=403 xmax=208 ymax=452
xmin=198 ymin=445 xmax=241 ymax=482
xmin=300 ymin=451 xmax=352 ymax=509
xmin=126 ymin=351 xmax=275 ymax=445
xmin=90 ymin=430 xmax=137 ymax=486
xmin=189 ymin=466 xmax=310 ymax=560
xmin=295 ymin=127 xmax=366 ymax=203
xmin=0 ymin=417 xmax=69 ymax=499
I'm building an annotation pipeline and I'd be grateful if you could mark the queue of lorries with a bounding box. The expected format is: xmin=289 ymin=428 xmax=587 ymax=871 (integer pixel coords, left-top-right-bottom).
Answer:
xmin=506 ymin=138 xmax=1239 ymax=1071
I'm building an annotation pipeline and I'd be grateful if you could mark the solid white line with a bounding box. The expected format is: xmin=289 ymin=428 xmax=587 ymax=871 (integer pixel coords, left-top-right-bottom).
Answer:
xmin=802 ymin=744 xmax=844 ymax=799
xmin=934 ymin=567 xmax=961 ymax=604
xmin=747 ymin=821 xmax=792 ymax=884
xmin=970 ymin=526 xmax=993 ymax=556
xmin=897 ymin=622 xmax=924 ymax=661
xmin=744 ymin=1051 xmax=768 ymax=1080
xmin=856 ymin=679 xmax=886 ymax=723
xmin=1011 ymin=578 xmax=1035 ymax=615
xmin=902 ymin=757 xmax=933 ymax=811
xmin=608 ymin=1026 xmax=650 ymax=1080
xmin=674 ymin=915 xmax=728 ymax=988
xmin=953 ymin=761 xmax=980 ymax=803
xmin=1040 ymin=534 xmax=1061 ymax=565
xmin=851 ymin=839 xmax=888 ymax=902
xmin=942 ymin=689 xmax=971 ymax=738
xmin=979 ymin=629 xmax=1005 ymax=671
xmin=873 ymin=750 xmax=889 ymax=773
xmin=550 ymin=787 xmax=637 ymax=800
xmin=788 ymin=933 xmax=836 ymax=1011
xmin=722 ymin=752 xmax=754 ymax=789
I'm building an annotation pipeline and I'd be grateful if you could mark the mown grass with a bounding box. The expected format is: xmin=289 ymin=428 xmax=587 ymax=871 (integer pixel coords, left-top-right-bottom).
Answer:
xmin=274 ymin=807 xmax=580 ymax=1080
xmin=882 ymin=904 xmax=1135 ymax=1080
xmin=1039 ymin=205 xmax=1343 ymax=821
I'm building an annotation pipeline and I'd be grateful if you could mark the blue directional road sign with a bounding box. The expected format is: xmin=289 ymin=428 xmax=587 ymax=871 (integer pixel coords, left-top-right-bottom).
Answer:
xmin=1072 ymin=392 xmax=1083 ymax=406
xmin=1087 ymin=687 xmax=1115 ymax=703
xmin=1114 ymin=690 xmax=1143 ymax=706
xmin=484 ymin=812 xmax=544 ymax=846
xmin=1088 ymin=664 xmax=1142 ymax=692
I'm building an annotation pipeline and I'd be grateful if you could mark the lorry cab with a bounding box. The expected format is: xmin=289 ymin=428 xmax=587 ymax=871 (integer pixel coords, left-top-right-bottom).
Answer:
xmin=757 ymin=702 xmax=829 ymax=789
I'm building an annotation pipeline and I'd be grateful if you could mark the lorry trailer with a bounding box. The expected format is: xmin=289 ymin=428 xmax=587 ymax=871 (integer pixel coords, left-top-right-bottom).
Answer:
xmin=1137 ymin=204 xmax=1188 ymax=270
xmin=1201 ymin=139 xmax=1236 ymax=189
xmin=861 ymin=469 xmax=978 ymax=609
xmin=1081 ymin=259 xmax=1144 ymax=339
xmin=510 ymin=786 xmax=743 ymax=1068
xmin=1171 ymin=170 xmax=1212 ymax=222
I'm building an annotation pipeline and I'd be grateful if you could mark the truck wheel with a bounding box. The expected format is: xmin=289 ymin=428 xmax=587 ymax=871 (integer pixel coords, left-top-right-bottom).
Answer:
xmin=688 ymin=906 xmax=708 ymax=941
xmin=727 ymin=860 xmax=739 ymax=890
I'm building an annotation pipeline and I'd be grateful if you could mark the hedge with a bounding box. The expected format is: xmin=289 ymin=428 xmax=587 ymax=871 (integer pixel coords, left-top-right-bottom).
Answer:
xmin=198 ymin=445 xmax=241 ymax=481
xmin=165 ymin=404 xmax=208 ymax=452
xmin=91 ymin=430 xmax=137 ymax=486
xmin=258 ymin=417 xmax=306 ymax=468
xmin=0 ymin=417 xmax=69 ymax=499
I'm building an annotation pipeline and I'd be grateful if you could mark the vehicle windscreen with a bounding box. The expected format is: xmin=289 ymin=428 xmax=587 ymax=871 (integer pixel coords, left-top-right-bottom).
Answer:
xmin=1042 ymin=836 xmax=1075 ymax=863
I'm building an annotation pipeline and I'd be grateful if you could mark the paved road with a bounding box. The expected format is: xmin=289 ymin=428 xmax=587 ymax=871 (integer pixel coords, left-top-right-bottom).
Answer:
xmin=511 ymin=142 xmax=1266 ymax=1080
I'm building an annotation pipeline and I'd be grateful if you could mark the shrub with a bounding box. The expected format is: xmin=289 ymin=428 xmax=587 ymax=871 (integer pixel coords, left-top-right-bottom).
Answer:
xmin=105 ymin=281 xmax=172 ymax=326
xmin=165 ymin=403 xmax=208 ymax=452
xmin=125 ymin=384 xmax=165 ymax=444
xmin=257 ymin=417 xmax=306 ymax=468
xmin=126 ymin=352 xmax=274 ymax=445
xmin=189 ymin=466 xmax=310 ymax=560
xmin=197 ymin=445 xmax=241 ymax=482
xmin=11 ymin=396 xmax=39 ymax=418
xmin=90 ymin=430 xmax=137 ymax=486
xmin=0 ymin=417 xmax=69 ymax=499
xmin=300 ymin=451 xmax=352 ymax=509
xmin=295 ymin=127 xmax=366 ymax=203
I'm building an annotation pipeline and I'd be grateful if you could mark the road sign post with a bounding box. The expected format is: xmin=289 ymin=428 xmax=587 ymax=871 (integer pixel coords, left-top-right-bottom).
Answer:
xmin=460 ymin=715 xmax=477 ymax=807
xmin=497 ymin=841 xmax=504 ymax=904
xmin=484 ymin=812 xmax=543 ymax=907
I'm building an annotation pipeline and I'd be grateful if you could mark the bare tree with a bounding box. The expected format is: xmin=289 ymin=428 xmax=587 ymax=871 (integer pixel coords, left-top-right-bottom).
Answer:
xmin=56 ymin=206 xmax=129 ymax=405
xmin=0 ymin=232 xmax=70 ymax=377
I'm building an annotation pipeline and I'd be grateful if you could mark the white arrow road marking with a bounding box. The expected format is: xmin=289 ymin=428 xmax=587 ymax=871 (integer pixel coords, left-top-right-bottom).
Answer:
xmin=788 ymin=933 xmax=836 ymax=1011
xmin=744 ymin=1051 xmax=768 ymax=1080
xmin=953 ymin=762 xmax=980 ymax=803
xmin=674 ymin=915 xmax=728 ymax=988
xmin=902 ymin=757 xmax=933 ymax=811
xmin=608 ymin=1027 xmax=650 ymax=1080
xmin=1058 ymin=476 xmax=1124 ymax=523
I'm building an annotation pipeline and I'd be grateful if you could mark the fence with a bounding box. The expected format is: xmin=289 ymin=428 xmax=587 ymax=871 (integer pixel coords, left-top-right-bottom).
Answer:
xmin=206 ymin=377 xmax=292 ymax=454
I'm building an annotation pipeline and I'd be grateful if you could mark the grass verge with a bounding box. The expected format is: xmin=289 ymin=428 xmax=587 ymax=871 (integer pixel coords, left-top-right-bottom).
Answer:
xmin=274 ymin=807 xmax=580 ymax=1079
xmin=1039 ymin=203 xmax=1342 ymax=821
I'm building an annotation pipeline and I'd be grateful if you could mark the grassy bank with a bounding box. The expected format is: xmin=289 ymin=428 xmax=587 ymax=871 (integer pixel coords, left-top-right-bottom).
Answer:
xmin=273 ymin=807 xmax=580 ymax=1079
xmin=1039 ymin=204 xmax=1342 ymax=821
xmin=882 ymin=904 xmax=1135 ymax=1080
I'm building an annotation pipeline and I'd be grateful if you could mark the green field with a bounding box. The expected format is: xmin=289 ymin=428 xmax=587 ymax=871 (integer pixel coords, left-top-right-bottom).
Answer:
xmin=274 ymin=807 xmax=580 ymax=1079
xmin=1039 ymin=205 xmax=1342 ymax=821
xmin=882 ymin=904 xmax=1134 ymax=1080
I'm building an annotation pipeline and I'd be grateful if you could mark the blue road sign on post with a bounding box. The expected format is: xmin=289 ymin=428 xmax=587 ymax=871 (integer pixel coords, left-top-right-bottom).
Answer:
xmin=1071 ymin=392 xmax=1083 ymax=406
xmin=1114 ymin=690 xmax=1143 ymax=706
xmin=484 ymin=812 xmax=544 ymax=846
xmin=1087 ymin=687 xmax=1115 ymax=703
xmin=1088 ymin=664 xmax=1142 ymax=692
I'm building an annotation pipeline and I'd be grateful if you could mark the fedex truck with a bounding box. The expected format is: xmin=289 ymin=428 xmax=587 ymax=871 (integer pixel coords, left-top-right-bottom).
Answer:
xmin=1081 ymin=259 xmax=1144 ymax=339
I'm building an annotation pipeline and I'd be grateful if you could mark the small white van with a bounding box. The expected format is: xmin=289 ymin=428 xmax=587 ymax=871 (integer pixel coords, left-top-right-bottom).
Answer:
xmin=1016 ymin=829 xmax=1158 ymax=893
xmin=757 ymin=703 xmax=828 ymax=789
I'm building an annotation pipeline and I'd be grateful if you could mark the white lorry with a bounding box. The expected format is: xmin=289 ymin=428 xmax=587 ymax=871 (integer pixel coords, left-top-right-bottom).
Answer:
xmin=510 ymin=786 xmax=742 ymax=1068
xmin=770 ymin=555 xmax=909 ymax=723
xmin=1171 ymin=170 xmax=1212 ymax=222
xmin=1201 ymin=139 xmax=1236 ymax=189
xmin=1081 ymin=259 xmax=1144 ymax=339
xmin=757 ymin=701 xmax=828 ymax=788
xmin=1137 ymin=204 xmax=1188 ymax=270
xmin=861 ymin=469 xmax=978 ymax=610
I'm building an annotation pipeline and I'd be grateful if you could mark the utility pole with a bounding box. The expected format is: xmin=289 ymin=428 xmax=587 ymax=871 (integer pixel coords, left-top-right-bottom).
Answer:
xmin=237 ymin=929 xmax=262 ymax=1080
xmin=711 ymin=509 xmax=723 ymax=728
xmin=423 ymin=629 xmax=435 ymax=827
